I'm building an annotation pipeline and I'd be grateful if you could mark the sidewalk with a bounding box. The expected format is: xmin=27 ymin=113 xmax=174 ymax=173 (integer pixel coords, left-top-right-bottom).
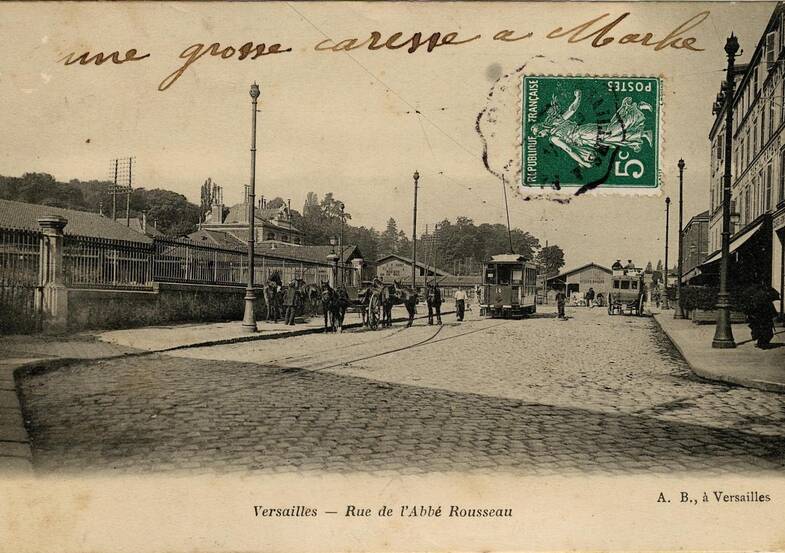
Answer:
xmin=654 ymin=310 xmax=785 ymax=393
xmin=0 ymin=306 xmax=450 ymax=473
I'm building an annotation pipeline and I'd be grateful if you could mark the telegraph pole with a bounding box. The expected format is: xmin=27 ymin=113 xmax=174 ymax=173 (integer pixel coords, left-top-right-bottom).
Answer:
xmin=112 ymin=159 xmax=118 ymax=220
xmin=411 ymin=170 xmax=419 ymax=288
xmin=126 ymin=156 xmax=132 ymax=226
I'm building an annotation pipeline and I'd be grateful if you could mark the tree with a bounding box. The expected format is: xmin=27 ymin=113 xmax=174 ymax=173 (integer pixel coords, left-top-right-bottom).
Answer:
xmin=378 ymin=218 xmax=400 ymax=255
xmin=536 ymin=245 xmax=565 ymax=277
xmin=266 ymin=197 xmax=286 ymax=209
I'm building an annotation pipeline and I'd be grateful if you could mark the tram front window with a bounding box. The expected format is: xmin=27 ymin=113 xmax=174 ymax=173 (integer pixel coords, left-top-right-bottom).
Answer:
xmin=485 ymin=266 xmax=496 ymax=284
xmin=497 ymin=265 xmax=512 ymax=285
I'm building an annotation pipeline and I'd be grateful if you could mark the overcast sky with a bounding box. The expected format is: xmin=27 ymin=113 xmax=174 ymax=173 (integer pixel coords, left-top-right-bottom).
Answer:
xmin=0 ymin=2 xmax=776 ymax=270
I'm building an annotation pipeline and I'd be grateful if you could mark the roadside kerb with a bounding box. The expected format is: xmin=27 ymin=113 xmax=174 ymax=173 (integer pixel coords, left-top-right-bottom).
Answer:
xmin=653 ymin=313 xmax=785 ymax=394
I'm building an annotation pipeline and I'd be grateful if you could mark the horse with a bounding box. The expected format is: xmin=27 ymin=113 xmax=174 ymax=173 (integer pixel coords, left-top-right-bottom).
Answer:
xmin=300 ymin=282 xmax=322 ymax=316
xmin=391 ymin=280 xmax=419 ymax=327
xmin=319 ymin=281 xmax=349 ymax=332
xmin=263 ymin=271 xmax=283 ymax=323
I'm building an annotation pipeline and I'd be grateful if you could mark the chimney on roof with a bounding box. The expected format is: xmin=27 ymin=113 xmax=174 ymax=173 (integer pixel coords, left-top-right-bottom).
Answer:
xmin=142 ymin=211 xmax=147 ymax=232
xmin=209 ymin=184 xmax=224 ymax=224
xmin=287 ymin=199 xmax=291 ymax=219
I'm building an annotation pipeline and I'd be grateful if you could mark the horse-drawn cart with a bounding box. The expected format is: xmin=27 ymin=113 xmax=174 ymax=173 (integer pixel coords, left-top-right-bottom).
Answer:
xmin=343 ymin=283 xmax=382 ymax=329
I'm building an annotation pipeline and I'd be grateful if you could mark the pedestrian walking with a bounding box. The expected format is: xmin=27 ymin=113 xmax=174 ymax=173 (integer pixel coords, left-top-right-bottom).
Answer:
xmin=284 ymin=279 xmax=299 ymax=326
xmin=747 ymin=285 xmax=779 ymax=349
xmin=585 ymin=287 xmax=596 ymax=308
xmin=454 ymin=288 xmax=466 ymax=321
xmin=555 ymin=289 xmax=566 ymax=319
xmin=426 ymin=282 xmax=442 ymax=325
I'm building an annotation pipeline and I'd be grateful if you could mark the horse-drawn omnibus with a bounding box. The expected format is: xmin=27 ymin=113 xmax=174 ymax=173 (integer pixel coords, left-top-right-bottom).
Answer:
xmin=480 ymin=254 xmax=538 ymax=318
xmin=607 ymin=273 xmax=645 ymax=316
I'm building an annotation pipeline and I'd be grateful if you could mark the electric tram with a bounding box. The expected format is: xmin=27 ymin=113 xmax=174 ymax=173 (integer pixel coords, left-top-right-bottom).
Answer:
xmin=480 ymin=254 xmax=538 ymax=318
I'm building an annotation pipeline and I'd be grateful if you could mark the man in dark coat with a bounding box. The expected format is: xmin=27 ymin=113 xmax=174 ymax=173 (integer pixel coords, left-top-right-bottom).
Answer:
xmin=748 ymin=285 xmax=779 ymax=348
xmin=284 ymin=280 xmax=299 ymax=326
xmin=426 ymin=282 xmax=442 ymax=325
xmin=555 ymin=289 xmax=566 ymax=319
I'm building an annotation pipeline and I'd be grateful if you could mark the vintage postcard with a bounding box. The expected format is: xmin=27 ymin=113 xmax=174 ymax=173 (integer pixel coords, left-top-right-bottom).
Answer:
xmin=1 ymin=1 xmax=784 ymax=552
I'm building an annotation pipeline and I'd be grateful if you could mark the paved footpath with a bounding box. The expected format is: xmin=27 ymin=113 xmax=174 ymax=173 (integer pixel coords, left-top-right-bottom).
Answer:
xmin=14 ymin=306 xmax=785 ymax=476
xmin=654 ymin=310 xmax=785 ymax=393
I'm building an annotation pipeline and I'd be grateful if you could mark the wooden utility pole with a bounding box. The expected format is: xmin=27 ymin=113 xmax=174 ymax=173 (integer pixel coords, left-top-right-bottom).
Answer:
xmin=112 ymin=159 xmax=118 ymax=220
xmin=126 ymin=156 xmax=132 ymax=226
xmin=411 ymin=170 xmax=419 ymax=288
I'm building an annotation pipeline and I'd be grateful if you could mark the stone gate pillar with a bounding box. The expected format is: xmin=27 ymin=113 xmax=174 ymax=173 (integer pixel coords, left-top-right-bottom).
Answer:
xmin=37 ymin=215 xmax=69 ymax=332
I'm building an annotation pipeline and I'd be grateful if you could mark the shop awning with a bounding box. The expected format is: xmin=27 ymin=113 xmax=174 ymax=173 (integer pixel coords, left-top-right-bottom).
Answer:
xmin=701 ymin=220 xmax=764 ymax=267
xmin=681 ymin=265 xmax=703 ymax=283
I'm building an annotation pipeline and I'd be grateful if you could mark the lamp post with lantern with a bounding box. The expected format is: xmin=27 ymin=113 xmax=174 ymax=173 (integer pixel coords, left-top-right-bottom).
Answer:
xmin=338 ymin=202 xmax=345 ymax=288
xmin=675 ymin=158 xmax=685 ymax=318
xmin=411 ymin=170 xmax=419 ymax=289
xmin=242 ymin=82 xmax=261 ymax=333
xmin=327 ymin=236 xmax=339 ymax=288
xmin=664 ymin=196 xmax=671 ymax=309
xmin=712 ymin=34 xmax=740 ymax=349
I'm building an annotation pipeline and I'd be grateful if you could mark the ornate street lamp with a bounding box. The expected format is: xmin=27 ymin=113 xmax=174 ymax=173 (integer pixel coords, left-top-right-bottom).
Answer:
xmin=713 ymin=34 xmax=740 ymax=349
xmin=242 ymin=82 xmax=261 ymax=332
xmin=674 ymin=158 xmax=685 ymax=318
xmin=664 ymin=196 xmax=671 ymax=309
xmin=327 ymin=236 xmax=339 ymax=288
xmin=411 ymin=170 xmax=419 ymax=289
xmin=338 ymin=202 xmax=345 ymax=288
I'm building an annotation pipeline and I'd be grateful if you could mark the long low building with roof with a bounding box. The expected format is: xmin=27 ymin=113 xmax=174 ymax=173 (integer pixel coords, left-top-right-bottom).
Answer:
xmin=0 ymin=198 xmax=154 ymax=243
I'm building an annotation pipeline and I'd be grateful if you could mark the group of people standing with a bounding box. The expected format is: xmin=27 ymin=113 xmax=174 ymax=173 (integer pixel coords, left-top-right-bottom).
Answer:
xmin=425 ymin=282 xmax=470 ymax=324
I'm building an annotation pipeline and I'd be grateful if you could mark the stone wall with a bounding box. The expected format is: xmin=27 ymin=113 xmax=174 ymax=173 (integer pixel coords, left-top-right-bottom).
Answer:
xmin=67 ymin=283 xmax=267 ymax=331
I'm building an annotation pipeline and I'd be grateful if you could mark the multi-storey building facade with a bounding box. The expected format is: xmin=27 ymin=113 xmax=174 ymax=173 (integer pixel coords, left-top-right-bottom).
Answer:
xmin=708 ymin=3 xmax=785 ymax=319
xmin=682 ymin=210 xmax=710 ymax=281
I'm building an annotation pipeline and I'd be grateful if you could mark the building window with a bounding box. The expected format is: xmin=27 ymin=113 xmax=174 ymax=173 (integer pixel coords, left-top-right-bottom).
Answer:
xmin=747 ymin=129 xmax=751 ymax=167
xmin=761 ymin=109 xmax=766 ymax=147
xmin=753 ymin=118 xmax=758 ymax=156
xmin=780 ymin=148 xmax=785 ymax=203
xmin=745 ymin=187 xmax=751 ymax=224
xmin=770 ymin=95 xmax=776 ymax=137
xmin=766 ymin=163 xmax=773 ymax=211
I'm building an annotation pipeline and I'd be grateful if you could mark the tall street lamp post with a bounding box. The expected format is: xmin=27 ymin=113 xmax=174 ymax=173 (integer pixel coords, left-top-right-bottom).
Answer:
xmin=664 ymin=196 xmax=671 ymax=309
xmin=339 ymin=202 xmax=345 ymax=288
xmin=674 ymin=158 xmax=685 ymax=318
xmin=713 ymin=34 xmax=740 ymax=349
xmin=242 ymin=82 xmax=261 ymax=333
xmin=411 ymin=170 xmax=419 ymax=289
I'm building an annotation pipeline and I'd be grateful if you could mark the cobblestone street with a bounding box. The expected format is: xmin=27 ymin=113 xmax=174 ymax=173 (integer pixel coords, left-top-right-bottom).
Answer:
xmin=17 ymin=307 xmax=785 ymax=475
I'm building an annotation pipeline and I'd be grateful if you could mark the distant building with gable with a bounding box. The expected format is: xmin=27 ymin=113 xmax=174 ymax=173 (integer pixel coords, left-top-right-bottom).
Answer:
xmin=200 ymin=185 xmax=304 ymax=246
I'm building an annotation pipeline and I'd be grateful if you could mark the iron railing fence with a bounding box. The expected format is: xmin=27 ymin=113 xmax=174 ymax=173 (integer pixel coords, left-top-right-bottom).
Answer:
xmin=1 ymin=228 xmax=346 ymax=292
xmin=0 ymin=227 xmax=41 ymax=286
xmin=64 ymin=235 xmax=154 ymax=289
xmin=0 ymin=227 xmax=42 ymax=333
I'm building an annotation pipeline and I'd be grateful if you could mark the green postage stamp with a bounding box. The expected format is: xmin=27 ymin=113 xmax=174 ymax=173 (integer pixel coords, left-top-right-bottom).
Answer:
xmin=521 ymin=76 xmax=661 ymax=190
